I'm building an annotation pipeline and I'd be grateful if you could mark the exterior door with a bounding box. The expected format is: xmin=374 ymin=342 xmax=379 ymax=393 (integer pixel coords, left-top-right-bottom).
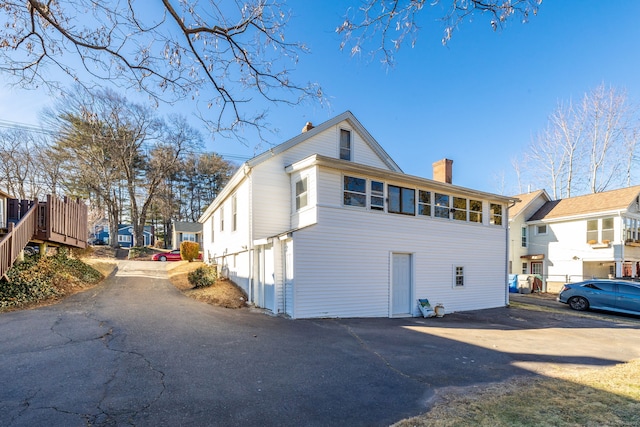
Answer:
xmin=391 ymin=253 xmax=412 ymax=317
xmin=264 ymin=244 xmax=275 ymax=311
xmin=531 ymin=262 xmax=543 ymax=275
xmin=256 ymin=244 xmax=275 ymax=312
xmin=283 ymin=239 xmax=294 ymax=316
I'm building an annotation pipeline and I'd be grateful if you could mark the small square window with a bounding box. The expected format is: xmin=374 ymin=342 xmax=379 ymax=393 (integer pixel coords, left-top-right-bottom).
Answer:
xmin=537 ymin=224 xmax=547 ymax=235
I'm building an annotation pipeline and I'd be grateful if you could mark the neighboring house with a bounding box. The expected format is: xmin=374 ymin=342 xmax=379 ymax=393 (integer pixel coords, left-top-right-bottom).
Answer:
xmin=199 ymin=111 xmax=514 ymax=319
xmin=117 ymin=224 xmax=155 ymax=248
xmin=172 ymin=221 xmax=203 ymax=250
xmin=90 ymin=220 xmax=110 ymax=245
xmin=508 ymin=189 xmax=551 ymax=277
xmin=518 ymin=186 xmax=640 ymax=292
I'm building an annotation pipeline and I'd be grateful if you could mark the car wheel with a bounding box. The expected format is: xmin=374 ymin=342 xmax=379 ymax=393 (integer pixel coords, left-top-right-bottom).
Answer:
xmin=159 ymin=256 xmax=167 ymax=262
xmin=568 ymin=296 xmax=589 ymax=311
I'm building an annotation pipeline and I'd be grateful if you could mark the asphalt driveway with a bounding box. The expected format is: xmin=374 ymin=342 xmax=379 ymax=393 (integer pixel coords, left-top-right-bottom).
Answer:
xmin=1 ymin=261 xmax=640 ymax=426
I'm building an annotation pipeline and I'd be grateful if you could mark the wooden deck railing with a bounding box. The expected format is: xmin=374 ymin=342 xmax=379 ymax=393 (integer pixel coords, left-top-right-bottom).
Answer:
xmin=0 ymin=196 xmax=88 ymax=279
xmin=0 ymin=202 xmax=38 ymax=279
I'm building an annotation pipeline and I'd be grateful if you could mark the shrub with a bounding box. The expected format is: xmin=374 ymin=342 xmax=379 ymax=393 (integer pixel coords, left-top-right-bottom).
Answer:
xmin=180 ymin=241 xmax=200 ymax=262
xmin=0 ymin=249 xmax=103 ymax=310
xmin=188 ymin=265 xmax=217 ymax=289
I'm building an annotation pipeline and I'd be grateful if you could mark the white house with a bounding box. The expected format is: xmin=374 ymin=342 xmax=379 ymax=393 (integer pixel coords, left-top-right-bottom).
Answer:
xmin=172 ymin=221 xmax=203 ymax=250
xmin=199 ymin=111 xmax=515 ymax=319
xmin=508 ymin=189 xmax=551 ymax=277
xmin=518 ymin=186 xmax=640 ymax=292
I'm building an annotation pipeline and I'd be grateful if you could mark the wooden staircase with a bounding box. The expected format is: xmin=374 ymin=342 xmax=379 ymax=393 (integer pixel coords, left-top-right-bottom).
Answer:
xmin=0 ymin=196 xmax=88 ymax=279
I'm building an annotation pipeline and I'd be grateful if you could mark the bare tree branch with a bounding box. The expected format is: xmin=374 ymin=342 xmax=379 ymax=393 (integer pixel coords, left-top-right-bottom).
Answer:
xmin=337 ymin=0 xmax=541 ymax=65
xmin=0 ymin=0 xmax=323 ymax=136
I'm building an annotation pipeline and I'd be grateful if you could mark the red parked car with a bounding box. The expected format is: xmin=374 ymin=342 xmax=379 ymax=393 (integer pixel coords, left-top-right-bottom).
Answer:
xmin=152 ymin=249 xmax=202 ymax=262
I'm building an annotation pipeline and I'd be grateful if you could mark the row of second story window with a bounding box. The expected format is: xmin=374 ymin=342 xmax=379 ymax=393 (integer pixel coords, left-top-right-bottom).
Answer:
xmin=587 ymin=218 xmax=614 ymax=243
xmin=624 ymin=217 xmax=640 ymax=242
xmin=342 ymin=175 xmax=503 ymax=225
xmin=211 ymin=194 xmax=238 ymax=242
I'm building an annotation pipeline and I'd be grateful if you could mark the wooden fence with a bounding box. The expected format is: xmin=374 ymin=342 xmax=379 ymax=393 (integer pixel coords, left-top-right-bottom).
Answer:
xmin=0 ymin=196 xmax=88 ymax=279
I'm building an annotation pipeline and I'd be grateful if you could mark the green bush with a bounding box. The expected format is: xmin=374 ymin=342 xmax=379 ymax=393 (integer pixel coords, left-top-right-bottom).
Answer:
xmin=188 ymin=265 xmax=217 ymax=289
xmin=180 ymin=241 xmax=201 ymax=262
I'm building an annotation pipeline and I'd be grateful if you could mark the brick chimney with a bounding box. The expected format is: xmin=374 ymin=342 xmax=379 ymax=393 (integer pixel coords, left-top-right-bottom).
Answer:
xmin=432 ymin=159 xmax=453 ymax=184
xmin=301 ymin=121 xmax=314 ymax=133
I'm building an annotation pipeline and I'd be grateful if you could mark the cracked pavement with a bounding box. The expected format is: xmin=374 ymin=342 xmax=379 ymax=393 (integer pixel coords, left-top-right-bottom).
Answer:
xmin=2 ymin=261 xmax=640 ymax=426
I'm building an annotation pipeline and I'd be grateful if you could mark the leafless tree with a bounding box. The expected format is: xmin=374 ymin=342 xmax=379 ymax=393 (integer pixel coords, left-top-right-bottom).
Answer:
xmin=520 ymin=84 xmax=639 ymax=198
xmin=337 ymin=0 xmax=541 ymax=65
xmin=45 ymin=87 xmax=201 ymax=248
xmin=0 ymin=0 xmax=323 ymax=137
xmin=0 ymin=129 xmax=51 ymax=199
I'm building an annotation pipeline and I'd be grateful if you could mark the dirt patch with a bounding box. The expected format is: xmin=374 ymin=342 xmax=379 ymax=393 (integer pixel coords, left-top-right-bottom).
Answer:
xmin=167 ymin=261 xmax=247 ymax=309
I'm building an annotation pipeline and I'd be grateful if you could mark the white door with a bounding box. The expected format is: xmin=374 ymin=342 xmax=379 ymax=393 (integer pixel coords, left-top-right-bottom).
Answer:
xmin=264 ymin=244 xmax=275 ymax=311
xmin=283 ymin=239 xmax=294 ymax=316
xmin=391 ymin=253 xmax=412 ymax=317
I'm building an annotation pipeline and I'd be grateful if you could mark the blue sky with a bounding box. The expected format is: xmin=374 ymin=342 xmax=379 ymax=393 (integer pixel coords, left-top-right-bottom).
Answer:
xmin=2 ymin=1 xmax=640 ymax=195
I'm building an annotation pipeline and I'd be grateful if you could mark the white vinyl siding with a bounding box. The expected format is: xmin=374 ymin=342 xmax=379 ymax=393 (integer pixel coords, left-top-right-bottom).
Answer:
xmin=291 ymin=205 xmax=506 ymax=318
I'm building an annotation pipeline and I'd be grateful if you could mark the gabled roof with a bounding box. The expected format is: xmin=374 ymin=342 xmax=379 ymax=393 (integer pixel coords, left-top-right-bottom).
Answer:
xmin=528 ymin=186 xmax=640 ymax=221
xmin=509 ymin=189 xmax=550 ymax=219
xmin=173 ymin=221 xmax=203 ymax=233
xmin=199 ymin=111 xmax=402 ymax=222
xmin=247 ymin=111 xmax=402 ymax=172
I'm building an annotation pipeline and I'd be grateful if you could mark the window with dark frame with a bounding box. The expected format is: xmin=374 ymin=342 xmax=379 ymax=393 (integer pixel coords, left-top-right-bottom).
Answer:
xmin=388 ymin=185 xmax=415 ymax=215
xmin=343 ymin=176 xmax=366 ymax=207
xmin=340 ymin=129 xmax=352 ymax=161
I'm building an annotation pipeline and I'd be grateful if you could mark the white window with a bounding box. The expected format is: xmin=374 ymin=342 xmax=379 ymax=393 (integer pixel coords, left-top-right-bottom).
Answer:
xmin=453 ymin=197 xmax=467 ymax=221
xmin=602 ymin=218 xmax=614 ymax=242
xmin=536 ymin=224 xmax=547 ymax=235
xmin=521 ymin=262 xmax=528 ymax=274
xmin=418 ymin=190 xmax=431 ymax=216
xmin=490 ymin=203 xmax=503 ymax=226
xmin=454 ymin=266 xmax=465 ymax=287
xmin=232 ymin=194 xmax=237 ymax=231
xmin=521 ymin=227 xmax=527 ymax=247
xmin=469 ymin=200 xmax=482 ymax=223
xmin=220 ymin=205 xmax=225 ymax=231
xmin=296 ymin=177 xmax=308 ymax=210
xmin=370 ymin=181 xmax=384 ymax=211
xmin=586 ymin=219 xmax=597 ymax=243
xmin=340 ymin=129 xmax=351 ymax=161
xmin=434 ymin=193 xmax=450 ymax=219
xmin=118 ymin=234 xmax=132 ymax=243
xmin=181 ymin=233 xmax=196 ymax=242
xmin=343 ymin=176 xmax=366 ymax=207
